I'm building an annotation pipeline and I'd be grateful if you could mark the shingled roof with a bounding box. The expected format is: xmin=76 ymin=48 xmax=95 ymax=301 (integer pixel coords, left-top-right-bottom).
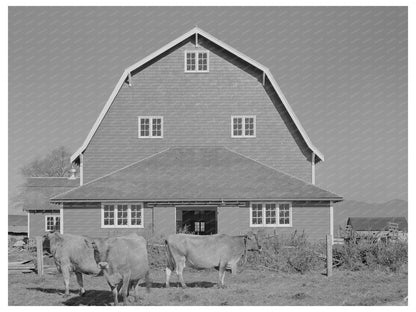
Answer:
xmin=53 ymin=147 xmax=341 ymax=202
xmin=23 ymin=177 xmax=80 ymax=211
xmin=347 ymin=217 xmax=408 ymax=232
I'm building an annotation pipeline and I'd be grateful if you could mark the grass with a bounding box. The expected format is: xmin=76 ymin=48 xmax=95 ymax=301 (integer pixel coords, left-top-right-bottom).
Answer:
xmin=8 ymin=266 xmax=407 ymax=306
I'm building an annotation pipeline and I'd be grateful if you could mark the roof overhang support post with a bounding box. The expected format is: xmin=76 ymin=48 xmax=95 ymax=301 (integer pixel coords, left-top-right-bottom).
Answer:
xmin=79 ymin=153 xmax=84 ymax=186
xmin=311 ymin=152 xmax=316 ymax=185
xmin=329 ymin=201 xmax=334 ymax=244
xmin=262 ymin=71 xmax=266 ymax=86
xmin=60 ymin=205 xmax=64 ymax=234
xmin=128 ymin=72 xmax=132 ymax=87
xmin=195 ymin=32 xmax=199 ymax=47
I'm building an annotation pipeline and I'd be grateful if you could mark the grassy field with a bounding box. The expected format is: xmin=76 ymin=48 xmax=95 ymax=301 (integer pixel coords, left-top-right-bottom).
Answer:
xmin=8 ymin=266 xmax=407 ymax=306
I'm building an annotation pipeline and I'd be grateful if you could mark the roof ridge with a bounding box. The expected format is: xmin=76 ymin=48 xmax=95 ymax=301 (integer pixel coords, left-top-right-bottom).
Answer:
xmin=51 ymin=148 xmax=171 ymax=200
xmin=222 ymin=146 xmax=340 ymax=198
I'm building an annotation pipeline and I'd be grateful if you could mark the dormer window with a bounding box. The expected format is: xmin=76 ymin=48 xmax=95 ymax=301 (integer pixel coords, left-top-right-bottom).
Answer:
xmin=185 ymin=51 xmax=209 ymax=72
xmin=138 ymin=116 xmax=163 ymax=138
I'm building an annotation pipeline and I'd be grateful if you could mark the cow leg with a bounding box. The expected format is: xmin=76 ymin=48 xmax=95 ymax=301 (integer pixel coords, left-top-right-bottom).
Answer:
xmin=165 ymin=267 xmax=172 ymax=288
xmin=121 ymin=273 xmax=131 ymax=305
xmin=218 ymin=261 xmax=227 ymax=288
xmin=111 ymin=286 xmax=119 ymax=306
xmin=231 ymin=262 xmax=238 ymax=275
xmin=62 ymin=266 xmax=71 ymax=297
xmin=177 ymin=256 xmax=187 ymax=288
xmin=75 ymin=272 xmax=86 ymax=296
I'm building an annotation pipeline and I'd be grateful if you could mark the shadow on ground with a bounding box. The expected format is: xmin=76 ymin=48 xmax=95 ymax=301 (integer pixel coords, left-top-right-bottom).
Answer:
xmin=142 ymin=281 xmax=217 ymax=288
xmin=62 ymin=290 xmax=112 ymax=306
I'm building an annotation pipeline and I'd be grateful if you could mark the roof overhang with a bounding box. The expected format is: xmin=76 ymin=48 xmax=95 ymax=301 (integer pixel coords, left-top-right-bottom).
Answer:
xmin=71 ymin=27 xmax=324 ymax=163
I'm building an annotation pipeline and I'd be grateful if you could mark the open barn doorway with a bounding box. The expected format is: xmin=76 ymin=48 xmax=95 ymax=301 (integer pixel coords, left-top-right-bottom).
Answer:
xmin=176 ymin=207 xmax=217 ymax=235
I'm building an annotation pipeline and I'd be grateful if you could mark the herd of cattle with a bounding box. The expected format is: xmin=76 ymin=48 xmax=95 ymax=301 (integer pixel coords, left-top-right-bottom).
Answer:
xmin=43 ymin=231 xmax=262 ymax=305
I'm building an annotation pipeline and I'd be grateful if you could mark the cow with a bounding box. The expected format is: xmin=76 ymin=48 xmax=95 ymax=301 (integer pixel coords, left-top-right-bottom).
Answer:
xmin=43 ymin=232 xmax=101 ymax=297
xmin=165 ymin=232 xmax=261 ymax=288
xmin=88 ymin=233 xmax=150 ymax=306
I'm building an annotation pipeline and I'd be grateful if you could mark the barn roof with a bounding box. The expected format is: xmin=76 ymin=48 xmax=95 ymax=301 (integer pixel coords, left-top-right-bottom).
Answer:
xmin=347 ymin=217 xmax=408 ymax=232
xmin=53 ymin=147 xmax=341 ymax=202
xmin=70 ymin=27 xmax=324 ymax=164
xmin=23 ymin=177 xmax=80 ymax=211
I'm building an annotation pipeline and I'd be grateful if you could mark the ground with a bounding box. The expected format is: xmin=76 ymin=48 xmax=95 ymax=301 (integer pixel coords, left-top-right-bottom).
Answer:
xmin=8 ymin=266 xmax=407 ymax=306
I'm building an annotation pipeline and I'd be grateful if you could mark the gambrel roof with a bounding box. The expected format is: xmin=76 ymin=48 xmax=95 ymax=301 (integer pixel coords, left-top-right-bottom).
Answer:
xmin=71 ymin=27 xmax=324 ymax=163
xmin=55 ymin=147 xmax=340 ymax=202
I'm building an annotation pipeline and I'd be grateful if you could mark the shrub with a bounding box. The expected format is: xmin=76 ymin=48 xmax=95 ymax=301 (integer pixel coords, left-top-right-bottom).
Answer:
xmin=333 ymin=236 xmax=408 ymax=272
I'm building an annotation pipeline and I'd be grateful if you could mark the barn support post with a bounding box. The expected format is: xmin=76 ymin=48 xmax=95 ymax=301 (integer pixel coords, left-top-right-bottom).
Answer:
xmin=326 ymin=234 xmax=333 ymax=277
xmin=36 ymin=236 xmax=44 ymax=276
xmin=311 ymin=152 xmax=316 ymax=185
xmin=329 ymin=201 xmax=334 ymax=243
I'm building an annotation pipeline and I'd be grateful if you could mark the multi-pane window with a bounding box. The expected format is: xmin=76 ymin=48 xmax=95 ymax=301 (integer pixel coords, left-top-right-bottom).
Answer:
xmin=251 ymin=203 xmax=263 ymax=225
xmin=102 ymin=203 xmax=144 ymax=228
xmin=103 ymin=204 xmax=115 ymax=226
xmin=231 ymin=116 xmax=256 ymax=137
xmin=265 ymin=203 xmax=277 ymax=225
xmin=185 ymin=51 xmax=209 ymax=72
xmin=45 ymin=215 xmax=60 ymax=232
xmin=250 ymin=203 xmax=292 ymax=227
xmin=138 ymin=117 xmax=163 ymax=138
xmin=131 ymin=204 xmax=142 ymax=226
xmin=117 ymin=204 xmax=128 ymax=226
xmin=279 ymin=203 xmax=291 ymax=225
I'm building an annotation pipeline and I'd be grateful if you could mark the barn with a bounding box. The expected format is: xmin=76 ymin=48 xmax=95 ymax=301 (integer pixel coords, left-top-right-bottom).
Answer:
xmin=23 ymin=176 xmax=79 ymax=238
xmin=48 ymin=27 xmax=342 ymax=241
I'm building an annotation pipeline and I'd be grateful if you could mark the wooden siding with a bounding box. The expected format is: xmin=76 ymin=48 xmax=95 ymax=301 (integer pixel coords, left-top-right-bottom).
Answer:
xmin=83 ymin=37 xmax=312 ymax=184
xmin=28 ymin=210 xmax=59 ymax=238
xmin=63 ymin=202 xmax=152 ymax=238
xmin=218 ymin=202 xmax=330 ymax=241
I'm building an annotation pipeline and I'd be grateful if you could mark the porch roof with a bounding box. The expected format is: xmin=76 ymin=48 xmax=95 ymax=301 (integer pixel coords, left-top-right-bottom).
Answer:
xmin=52 ymin=147 xmax=342 ymax=202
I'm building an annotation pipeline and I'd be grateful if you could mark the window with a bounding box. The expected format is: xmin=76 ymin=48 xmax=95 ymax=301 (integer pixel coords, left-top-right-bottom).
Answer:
xmin=101 ymin=203 xmax=144 ymax=228
xmin=185 ymin=51 xmax=209 ymax=72
xmin=45 ymin=215 xmax=60 ymax=232
xmin=231 ymin=116 xmax=256 ymax=138
xmin=250 ymin=202 xmax=292 ymax=227
xmin=138 ymin=116 xmax=163 ymax=138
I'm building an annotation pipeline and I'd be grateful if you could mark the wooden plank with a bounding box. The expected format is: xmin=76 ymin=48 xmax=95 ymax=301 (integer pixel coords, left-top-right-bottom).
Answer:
xmin=36 ymin=236 xmax=44 ymax=276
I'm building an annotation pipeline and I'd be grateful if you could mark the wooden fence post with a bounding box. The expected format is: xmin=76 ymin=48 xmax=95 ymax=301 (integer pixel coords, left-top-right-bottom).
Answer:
xmin=326 ymin=234 xmax=332 ymax=277
xmin=36 ymin=236 xmax=44 ymax=276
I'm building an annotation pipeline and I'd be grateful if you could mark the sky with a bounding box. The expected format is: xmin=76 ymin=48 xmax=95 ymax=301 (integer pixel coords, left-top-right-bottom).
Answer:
xmin=8 ymin=7 xmax=407 ymax=211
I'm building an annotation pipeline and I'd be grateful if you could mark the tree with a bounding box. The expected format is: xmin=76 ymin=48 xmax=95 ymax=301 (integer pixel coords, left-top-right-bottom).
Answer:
xmin=20 ymin=146 xmax=75 ymax=177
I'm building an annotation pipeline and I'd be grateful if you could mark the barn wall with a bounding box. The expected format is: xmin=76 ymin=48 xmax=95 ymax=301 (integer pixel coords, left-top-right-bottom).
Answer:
xmin=63 ymin=203 xmax=153 ymax=238
xmin=218 ymin=202 xmax=330 ymax=241
xmin=83 ymin=37 xmax=312 ymax=184
xmin=28 ymin=210 xmax=60 ymax=238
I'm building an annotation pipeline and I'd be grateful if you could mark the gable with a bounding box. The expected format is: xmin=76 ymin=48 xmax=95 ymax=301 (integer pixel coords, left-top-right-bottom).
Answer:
xmin=71 ymin=27 xmax=324 ymax=164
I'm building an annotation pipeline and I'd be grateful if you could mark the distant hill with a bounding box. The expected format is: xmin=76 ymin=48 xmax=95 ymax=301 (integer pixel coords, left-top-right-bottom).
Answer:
xmin=333 ymin=199 xmax=408 ymax=236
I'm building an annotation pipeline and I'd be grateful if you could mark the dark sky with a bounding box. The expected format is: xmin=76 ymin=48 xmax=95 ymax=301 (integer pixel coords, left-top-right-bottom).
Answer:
xmin=8 ymin=7 xmax=407 ymax=208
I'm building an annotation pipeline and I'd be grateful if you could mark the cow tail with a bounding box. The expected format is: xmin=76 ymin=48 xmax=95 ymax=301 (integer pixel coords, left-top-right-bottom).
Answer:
xmin=145 ymin=270 xmax=151 ymax=293
xmin=164 ymin=239 xmax=175 ymax=271
xmin=238 ymin=236 xmax=248 ymax=273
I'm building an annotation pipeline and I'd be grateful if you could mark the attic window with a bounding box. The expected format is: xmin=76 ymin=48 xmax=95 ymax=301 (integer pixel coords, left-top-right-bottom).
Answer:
xmin=231 ymin=115 xmax=256 ymax=138
xmin=185 ymin=51 xmax=209 ymax=72
xmin=138 ymin=116 xmax=163 ymax=138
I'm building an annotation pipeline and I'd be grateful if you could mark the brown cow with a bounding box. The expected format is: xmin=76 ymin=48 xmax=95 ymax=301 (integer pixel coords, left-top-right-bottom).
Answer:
xmin=165 ymin=232 xmax=261 ymax=288
xmin=89 ymin=233 xmax=150 ymax=306
xmin=43 ymin=232 xmax=101 ymax=297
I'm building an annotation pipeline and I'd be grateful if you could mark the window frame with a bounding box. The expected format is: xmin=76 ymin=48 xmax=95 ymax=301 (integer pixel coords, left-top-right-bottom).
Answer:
xmin=45 ymin=215 xmax=61 ymax=232
xmin=101 ymin=203 xmax=144 ymax=228
xmin=231 ymin=115 xmax=256 ymax=138
xmin=249 ymin=202 xmax=292 ymax=227
xmin=184 ymin=50 xmax=209 ymax=73
xmin=138 ymin=116 xmax=163 ymax=138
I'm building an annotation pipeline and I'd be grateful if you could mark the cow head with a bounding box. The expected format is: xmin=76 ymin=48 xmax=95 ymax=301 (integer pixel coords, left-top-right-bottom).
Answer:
xmin=85 ymin=238 xmax=109 ymax=270
xmin=245 ymin=231 xmax=262 ymax=252
xmin=42 ymin=231 xmax=63 ymax=254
